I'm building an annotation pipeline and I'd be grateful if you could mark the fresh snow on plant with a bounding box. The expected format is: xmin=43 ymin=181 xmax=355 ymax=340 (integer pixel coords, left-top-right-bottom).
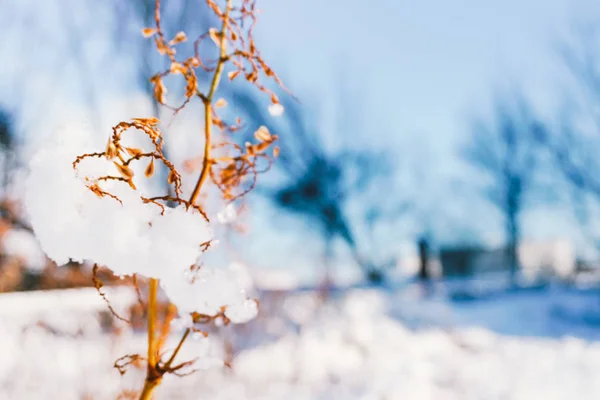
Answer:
xmin=24 ymin=123 xmax=256 ymax=322
xmin=164 ymin=263 xmax=257 ymax=320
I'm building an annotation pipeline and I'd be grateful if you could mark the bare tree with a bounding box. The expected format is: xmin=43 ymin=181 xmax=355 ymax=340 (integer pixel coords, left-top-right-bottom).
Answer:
xmin=462 ymin=95 xmax=543 ymax=285
xmin=417 ymin=236 xmax=431 ymax=281
xmin=0 ymin=105 xmax=31 ymax=232
xmin=1 ymin=0 xmax=213 ymax=137
xmin=0 ymin=107 xmax=15 ymax=191
xmin=534 ymin=23 xmax=600 ymax=251
xmin=229 ymin=84 xmax=406 ymax=284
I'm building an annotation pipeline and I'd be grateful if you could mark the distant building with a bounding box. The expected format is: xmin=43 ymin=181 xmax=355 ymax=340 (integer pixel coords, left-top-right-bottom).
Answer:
xmin=439 ymin=247 xmax=505 ymax=277
xmin=438 ymin=240 xmax=576 ymax=279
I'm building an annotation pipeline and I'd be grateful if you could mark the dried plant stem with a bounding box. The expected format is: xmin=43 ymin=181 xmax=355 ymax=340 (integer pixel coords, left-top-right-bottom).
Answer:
xmin=189 ymin=0 xmax=231 ymax=205
xmin=140 ymin=278 xmax=161 ymax=400
xmin=163 ymin=328 xmax=191 ymax=370
xmin=188 ymin=100 xmax=214 ymax=205
xmin=139 ymin=3 xmax=232 ymax=398
xmin=139 ymin=378 xmax=159 ymax=400
xmin=162 ymin=0 xmax=232 ymax=376
xmin=147 ymin=279 xmax=159 ymax=365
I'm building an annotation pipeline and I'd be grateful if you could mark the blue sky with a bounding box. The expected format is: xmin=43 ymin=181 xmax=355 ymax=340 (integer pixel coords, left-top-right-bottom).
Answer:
xmin=3 ymin=0 xmax=600 ymax=278
xmin=253 ymin=0 xmax=577 ymax=146
xmin=243 ymin=0 xmax=600 ymax=266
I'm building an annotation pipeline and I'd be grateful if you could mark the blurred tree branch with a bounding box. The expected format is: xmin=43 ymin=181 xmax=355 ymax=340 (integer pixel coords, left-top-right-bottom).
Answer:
xmin=229 ymin=82 xmax=407 ymax=284
xmin=462 ymin=93 xmax=546 ymax=285
xmin=536 ymin=23 xmax=600 ymax=251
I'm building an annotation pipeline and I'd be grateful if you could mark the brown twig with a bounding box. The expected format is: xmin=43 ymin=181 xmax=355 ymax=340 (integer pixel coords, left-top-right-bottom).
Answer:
xmin=92 ymin=264 xmax=130 ymax=324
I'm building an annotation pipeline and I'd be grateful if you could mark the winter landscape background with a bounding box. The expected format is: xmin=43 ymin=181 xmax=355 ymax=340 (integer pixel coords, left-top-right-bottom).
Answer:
xmin=2 ymin=0 xmax=600 ymax=398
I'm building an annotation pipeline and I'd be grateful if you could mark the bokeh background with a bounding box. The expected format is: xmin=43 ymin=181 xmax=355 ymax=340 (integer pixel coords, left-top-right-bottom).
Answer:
xmin=2 ymin=0 xmax=600 ymax=398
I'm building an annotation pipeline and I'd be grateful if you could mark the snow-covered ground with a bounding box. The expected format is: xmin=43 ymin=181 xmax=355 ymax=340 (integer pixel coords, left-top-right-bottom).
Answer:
xmin=390 ymin=282 xmax=600 ymax=340
xmin=1 ymin=285 xmax=600 ymax=399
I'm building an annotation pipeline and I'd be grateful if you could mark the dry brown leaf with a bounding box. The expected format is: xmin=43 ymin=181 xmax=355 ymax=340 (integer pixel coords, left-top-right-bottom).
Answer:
xmin=155 ymin=38 xmax=169 ymax=55
xmin=245 ymin=72 xmax=257 ymax=83
xmin=169 ymin=31 xmax=188 ymax=45
xmin=170 ymin=62 xmax=187 ymax=75
xmin=187 ymin=57 xmax=200 ymax=68
xmin=106 ymin=140 xmax=118 ymax=159
xmin=132 ymin=117 xmax=160 ymax=126
xmin=114 ymin=162 xmax=134 ymax=179
xmin=244 ymin=142 xmax=255 ymax=156
xmin=125 ymin=147 xmax=143 ymax=157
xmin=151 ymin=76 xmax=167 ymax=104
xmin=167 ymin=170 xmax=177 ymax=185
xmin=145 ymin=159 xmax=155 ymax=178
xmin=228 ymin=70 xmax=241 ymax=81
xmin=254 ymin=126 xmax=271 ymax=142
xmin=185 ymin=73 xmax=197 ymax=98
xmin=215 ymin=98 xmax=228 ymax=108
xmin=254 ymin=141 xmax=270 ymax=153
xmin=142 ymin=28 xmax=157 ymax=38
xmin=208 ymin=28 xmax=220 ymax=45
